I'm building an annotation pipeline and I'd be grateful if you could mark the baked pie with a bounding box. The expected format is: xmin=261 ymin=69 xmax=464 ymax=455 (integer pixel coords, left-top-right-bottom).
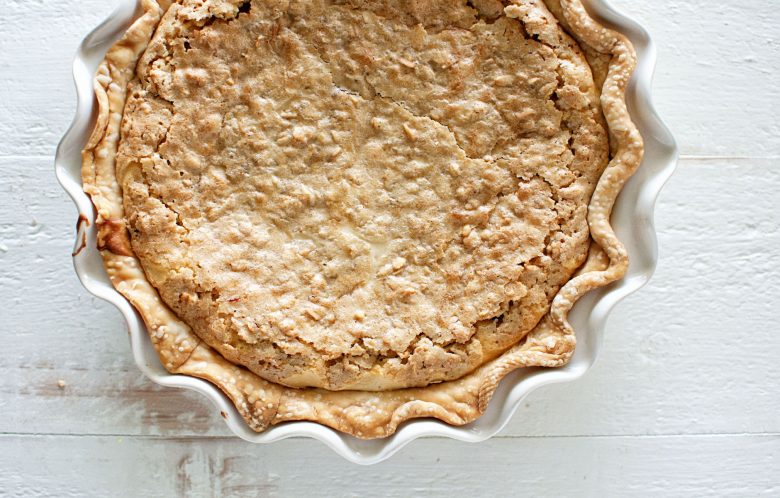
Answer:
xmin=83 ymin=0 xmax=643 ymax=438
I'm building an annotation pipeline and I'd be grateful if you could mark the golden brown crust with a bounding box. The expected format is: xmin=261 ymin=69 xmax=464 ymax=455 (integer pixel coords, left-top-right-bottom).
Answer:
xmin=95 ymin=219 xmax=134 ymax=257
xmin=545 ymin=0 xmax=644 ymax=337
xmin=82 ymin=0 xmax=643 ymax=438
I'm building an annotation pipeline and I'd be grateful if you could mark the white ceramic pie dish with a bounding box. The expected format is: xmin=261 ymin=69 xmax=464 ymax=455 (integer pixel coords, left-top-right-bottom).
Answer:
xmin=56 ymin=0 xmax=677 ymax=465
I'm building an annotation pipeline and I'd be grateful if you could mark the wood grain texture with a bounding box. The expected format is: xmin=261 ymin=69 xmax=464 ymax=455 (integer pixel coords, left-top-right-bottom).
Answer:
xmin=0 ymin=435 xmax=778 ymax=497
xmin=3 ymin=157 xmax=779 ymax=439
xmin=1 ymin=0 xmax=778 ymax=157
xmin=1 ymin=0 xmax=779 ymax=493
xmin=622 ymin=0 xmax=780 ymax=157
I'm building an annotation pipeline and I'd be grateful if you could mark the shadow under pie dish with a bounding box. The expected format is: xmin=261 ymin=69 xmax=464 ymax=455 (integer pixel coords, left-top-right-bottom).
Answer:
xmin=81 ymin=0 xmax=643 ymax=439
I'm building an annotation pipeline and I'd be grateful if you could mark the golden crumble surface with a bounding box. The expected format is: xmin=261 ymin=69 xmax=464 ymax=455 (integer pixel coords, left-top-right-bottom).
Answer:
xmin=114 ymin=0 xmax=608 ymax=390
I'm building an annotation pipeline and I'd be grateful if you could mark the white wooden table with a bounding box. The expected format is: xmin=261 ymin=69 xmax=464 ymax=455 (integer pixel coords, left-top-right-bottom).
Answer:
xmin=1 ymin=0 xmax=778 ymax=495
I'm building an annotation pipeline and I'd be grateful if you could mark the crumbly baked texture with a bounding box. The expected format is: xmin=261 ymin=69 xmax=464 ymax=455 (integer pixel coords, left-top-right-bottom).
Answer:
xmin=82 ymin=0 xmax=643 ymax=437
xmin=113 ymin=0 xmax=608 ymax=390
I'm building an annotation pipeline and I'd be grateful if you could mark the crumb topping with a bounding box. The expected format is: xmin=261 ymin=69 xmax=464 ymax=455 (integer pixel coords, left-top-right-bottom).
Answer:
xmin=115 ymin=0 xmax=608 ymax=390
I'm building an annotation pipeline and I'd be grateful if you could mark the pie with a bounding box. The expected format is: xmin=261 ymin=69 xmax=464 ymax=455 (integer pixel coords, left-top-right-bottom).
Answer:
xmin=83 ymin=0 xmax=643 ymax=438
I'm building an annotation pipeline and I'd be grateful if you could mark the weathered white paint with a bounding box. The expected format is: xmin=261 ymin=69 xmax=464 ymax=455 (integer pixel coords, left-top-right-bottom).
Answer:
xmin=1 ymin=0 xmax=779 ymax=494
xmin=1 ymin=435 xmax=779 ymax=497
xmin=3 ymin=156 xmax=780 ymax=440
xmin=2 ymin=0 xmax=779 ymax=158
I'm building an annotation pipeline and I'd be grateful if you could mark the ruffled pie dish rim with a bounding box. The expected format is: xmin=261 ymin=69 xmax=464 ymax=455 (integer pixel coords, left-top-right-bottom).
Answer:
xmin=85 ymin=0 xmax=636 ymax=440
xmin=56 ymin=0 xmax=677 ymax=465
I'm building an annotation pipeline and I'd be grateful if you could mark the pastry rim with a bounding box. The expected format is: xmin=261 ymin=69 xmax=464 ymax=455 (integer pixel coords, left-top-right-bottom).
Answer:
xmin=81 ymin=0 xmax=644 ymax=439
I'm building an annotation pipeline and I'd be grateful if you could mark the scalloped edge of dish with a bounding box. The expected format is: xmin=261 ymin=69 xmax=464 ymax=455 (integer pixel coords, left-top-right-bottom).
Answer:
xmin=55 ymin=0 xmax=677 ymax=465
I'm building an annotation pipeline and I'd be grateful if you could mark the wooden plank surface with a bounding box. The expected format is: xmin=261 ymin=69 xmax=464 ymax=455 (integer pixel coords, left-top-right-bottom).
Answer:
xmin=2 ymin=157 xmax=779 ymax=440
xmin=1 ymin=435 xmax=778 ymax=497
xmin=1 ymin=0 xmax=779 ymax=494
xmin=2 ymin=0 xmax=779 ymax=158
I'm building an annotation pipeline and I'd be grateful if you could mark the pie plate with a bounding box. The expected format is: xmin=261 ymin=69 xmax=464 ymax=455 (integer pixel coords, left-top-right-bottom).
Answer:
xmin=55 ymin=0 xmax=677 ymax=465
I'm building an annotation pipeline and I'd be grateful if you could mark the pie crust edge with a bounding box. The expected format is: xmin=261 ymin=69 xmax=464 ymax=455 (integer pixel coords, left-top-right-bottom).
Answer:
xmin=81 ymin=0 xmax=644 ymax=439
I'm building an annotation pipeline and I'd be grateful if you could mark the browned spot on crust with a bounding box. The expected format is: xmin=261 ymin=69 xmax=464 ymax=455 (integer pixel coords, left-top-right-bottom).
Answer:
xmin=72 ymin=214 xmax=91 ymax=257
xmin=97 ymin=219 xmax=134 ymax=257
xmin=72 ymin=231 xmax=88 ymax=257
xmin=77 ymin=214 xmax=90 ymax=231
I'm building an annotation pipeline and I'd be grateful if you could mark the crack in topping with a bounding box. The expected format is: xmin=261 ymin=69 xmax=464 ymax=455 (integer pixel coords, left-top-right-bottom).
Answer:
xmin=115 ymin=0 xmax=609 ymax=390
